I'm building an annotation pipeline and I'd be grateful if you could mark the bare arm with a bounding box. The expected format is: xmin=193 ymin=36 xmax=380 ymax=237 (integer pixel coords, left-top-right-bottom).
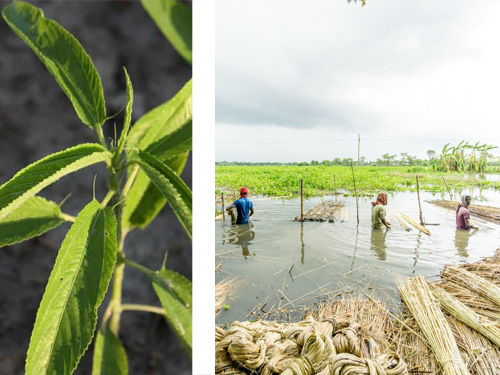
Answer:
xmin=250 ymin=207 xmax=254 ymax=217
xmin=465 ymin=217 xmax=478 ymax=230
xmin=226 ymin=204 xmax=235 ymax=211
xmin=380 ymin=213 xmax=391 ymax=228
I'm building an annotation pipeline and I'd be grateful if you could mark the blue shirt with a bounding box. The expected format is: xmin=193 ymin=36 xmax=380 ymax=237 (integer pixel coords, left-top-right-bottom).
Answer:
xmin=233 ymin=197 xmax=253 ymax=224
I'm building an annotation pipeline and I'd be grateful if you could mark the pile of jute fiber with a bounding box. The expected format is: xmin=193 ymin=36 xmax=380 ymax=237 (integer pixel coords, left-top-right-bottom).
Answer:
xmin=215 ymin=297 xmax=407 ymax=375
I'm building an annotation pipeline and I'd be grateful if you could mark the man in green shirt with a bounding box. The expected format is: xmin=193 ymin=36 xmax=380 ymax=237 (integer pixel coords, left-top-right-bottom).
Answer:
xmin=371 ymin=192 xmax=391 ymax=229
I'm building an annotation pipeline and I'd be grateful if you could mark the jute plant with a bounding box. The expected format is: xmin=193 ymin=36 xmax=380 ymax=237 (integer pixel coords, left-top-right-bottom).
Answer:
xmin=0 ymin=1 xmax=192 ymax=374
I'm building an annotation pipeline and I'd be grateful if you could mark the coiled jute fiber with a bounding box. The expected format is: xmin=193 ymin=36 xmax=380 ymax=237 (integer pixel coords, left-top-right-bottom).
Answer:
xmin=215 ymin=298 xmax=408 ymax=375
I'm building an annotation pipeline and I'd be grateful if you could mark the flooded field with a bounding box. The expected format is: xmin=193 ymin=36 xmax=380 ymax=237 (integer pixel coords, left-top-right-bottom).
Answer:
xmin=215 ymin=189 xmax=500 ymax=324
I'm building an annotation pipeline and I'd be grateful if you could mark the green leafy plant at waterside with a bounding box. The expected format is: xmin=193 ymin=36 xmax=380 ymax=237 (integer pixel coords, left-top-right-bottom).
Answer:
xmin=436 ymin=141 xmax=498 ymax=173
xmin=1 ymin=1 xmax=192 ymax=374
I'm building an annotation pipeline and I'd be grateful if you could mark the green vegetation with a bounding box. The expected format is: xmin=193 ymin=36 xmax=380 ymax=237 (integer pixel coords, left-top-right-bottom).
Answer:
xmin=436 ymin=141 xmax=498 ymax=173
xmin=216 ymin=165 xmax=500 ymax=197
xmin=1 ymin=1 xmax=191 ymax=374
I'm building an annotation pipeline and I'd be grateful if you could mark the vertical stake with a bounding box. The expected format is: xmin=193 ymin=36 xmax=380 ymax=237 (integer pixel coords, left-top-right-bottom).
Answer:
xmin=222 ymin=192 xmax=225 ymax=220
xmin=300 ymin=179 xmax=304 ymax=222
xmin=358 ymin=133 xmax=360 ymax=164
xmin=442 ymin=176 xmax=452 ymax=201
xmin=416 ymin=175 xmax=424 ymax=225
xmin=351 ymin=163 xmax=359 ymax=224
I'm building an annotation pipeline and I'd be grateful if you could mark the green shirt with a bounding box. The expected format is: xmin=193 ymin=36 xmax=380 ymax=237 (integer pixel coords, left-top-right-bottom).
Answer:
xmin=371 ymin=204 xmax=386 ymax=229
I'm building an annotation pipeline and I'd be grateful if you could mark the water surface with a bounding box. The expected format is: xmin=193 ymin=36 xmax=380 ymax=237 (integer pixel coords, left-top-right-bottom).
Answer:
xmin=215 ymin=190 xmax=500 ymax=324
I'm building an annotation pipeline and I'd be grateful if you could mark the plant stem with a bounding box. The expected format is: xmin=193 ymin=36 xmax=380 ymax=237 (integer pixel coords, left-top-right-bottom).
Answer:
xmin=109 ymin=233 xmax=125 ymax=335
xmin=95 ymin=124 xmax=107 ymax=149
xmin=120 ymin=304 xmax=166 ymax=316
xmin=121 ymin=256 xmax=157 ymax=278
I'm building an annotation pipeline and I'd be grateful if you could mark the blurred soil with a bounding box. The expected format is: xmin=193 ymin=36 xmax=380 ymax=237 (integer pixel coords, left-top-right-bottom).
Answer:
xmin=0 ymin=1 xmax=192 ymax=374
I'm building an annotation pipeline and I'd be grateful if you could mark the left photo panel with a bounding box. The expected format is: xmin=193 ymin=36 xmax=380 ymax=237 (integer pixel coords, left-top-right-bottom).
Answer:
xmin=0 ymin=1 xmax=192 ymax=374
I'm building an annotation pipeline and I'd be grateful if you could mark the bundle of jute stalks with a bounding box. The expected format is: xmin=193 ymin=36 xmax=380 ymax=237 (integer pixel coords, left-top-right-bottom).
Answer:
xmin=430 ymin=283 xmax=500 ymax=348
xmin=215 ymin=298 xmax=408 ymax=375
xmin=397 ymin=213 xmax=431 ymax=235
xmin=397 ymin=275 xmax=469 ymax=375
xmin=441 ymin=265 xmax=500 ymax=308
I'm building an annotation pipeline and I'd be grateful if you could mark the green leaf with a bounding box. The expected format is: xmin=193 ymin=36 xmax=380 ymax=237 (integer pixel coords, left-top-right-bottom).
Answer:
xmin=145 ymin=120 xmax=192 ymax=161
xmin=0 ymin=144 xmax=111 ymax=221
xmin=141 ymin=0 xmax=192 ymax=64
xmin=92 ymin=324 xmax=128 ymax=375
xmin=121 ymin=151 xmax=188 ymax=231
xmin=122 ymin=79 xmax=191 ymax=231
xmin=0 ymin=196 xmax=67 ymax=248
xmin=129 ymin=150 xmax=192 ymax=240
xmin=2 ymin=2 xmax=106 ymax=128
xmin=26 ymin=200 xmax=117 ymax=375
xmin=152 ymin=269 xmax=192 ymax=354
xmin=114 ymin=68 xmax=133 ymax=163
xmin=127 ymin=79 xmax=192 ymax=152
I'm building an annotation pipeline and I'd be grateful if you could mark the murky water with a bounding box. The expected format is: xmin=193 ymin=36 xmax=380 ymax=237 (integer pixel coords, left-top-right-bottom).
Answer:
xmin=215 ymin=189 xmax=500 ymax=324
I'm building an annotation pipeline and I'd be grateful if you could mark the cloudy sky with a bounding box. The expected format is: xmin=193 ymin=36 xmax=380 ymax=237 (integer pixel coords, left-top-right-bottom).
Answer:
xmin=215 ymin=0 xmax=500 ymax=163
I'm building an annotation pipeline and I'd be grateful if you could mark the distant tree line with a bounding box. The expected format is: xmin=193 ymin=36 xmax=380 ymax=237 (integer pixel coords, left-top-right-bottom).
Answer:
xmin=216 ymin=143 xmax=500 ymax=170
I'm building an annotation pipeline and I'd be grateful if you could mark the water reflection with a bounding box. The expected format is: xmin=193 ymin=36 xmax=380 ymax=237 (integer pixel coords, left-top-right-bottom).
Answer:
xmin=224 ymin=223 xmax=255 ymax=259
xmin=300 ymin=222 xmax=305 ymax=265
xmin=454 ymin=229 xmax=472 ymax=258
xmin=370 ymin=229 xmax=387 ymax=261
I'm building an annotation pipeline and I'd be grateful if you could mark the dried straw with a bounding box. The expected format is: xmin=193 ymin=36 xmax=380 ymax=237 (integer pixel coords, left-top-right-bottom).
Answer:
xmin=430 ymin=283 xmax=500 ymax=348
xmin=442 ymin=266 xmax=500 ymax=309
xmin=395 ymin=215 xmax=411 ymax=231
xmin=397 ymin=275 xmax=469 ymax=375
xmin=215 ymin=278 xmax=238 ymax=316
xmin=447 ymin=317 xmax=500 ymax=375
xmin=398 ymin=213 xmax=431 ymax=235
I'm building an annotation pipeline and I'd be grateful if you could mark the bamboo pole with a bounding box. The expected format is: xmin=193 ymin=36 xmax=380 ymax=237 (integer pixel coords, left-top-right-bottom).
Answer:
xmin=300 ymin=179 xmax=304 ymax=221
xmin=416 ymin=175 xmax=424 ymax=225
xmin=222 ymin=192 xmax=225 ymax=220
xmin=351 ymin=163 xmax=359 ymax=224
xmin=442 ymin=176 xmax=452 ymax=201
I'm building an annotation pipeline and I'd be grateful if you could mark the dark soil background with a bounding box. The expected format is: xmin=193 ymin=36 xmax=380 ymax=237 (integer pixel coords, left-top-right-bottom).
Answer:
xmin=0 ymin=1 xmax=192 ymax=374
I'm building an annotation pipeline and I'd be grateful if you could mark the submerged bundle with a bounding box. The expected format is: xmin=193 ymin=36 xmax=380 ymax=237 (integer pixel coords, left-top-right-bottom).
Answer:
xmin=427 ymin=200 xmax=500 ymax=224
xmin=395 ymin=215 xmax=411 ymax=231
xmin=297 ymin=200 xmax=346 ymax=222
xmin=397 ymin=275 xmax=469 ymax=375
xmin=398 ymin=213 xmax=431 ymax=235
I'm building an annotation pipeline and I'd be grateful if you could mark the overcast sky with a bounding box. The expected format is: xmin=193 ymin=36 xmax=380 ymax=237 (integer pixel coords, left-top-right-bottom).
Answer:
xmin=215 ymin=0 xmax=500 ymax=163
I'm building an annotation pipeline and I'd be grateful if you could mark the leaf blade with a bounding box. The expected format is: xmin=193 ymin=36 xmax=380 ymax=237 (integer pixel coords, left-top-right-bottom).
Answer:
xmin=2 ymin=2 xmax=106 ymax=128
xmin=122 ymin=152 xmax=188 ymax=230
xmin=127 ymin=79 xmax=192 ymax=151
xmin=0 ymin=196 xmax=67 ymax=248
xmin=130 ymin=150 xmax=192 ymax=240
xmin=25 ymin=200 xmax=117 ymax=375
xmin=145 ymin=120 xmax=192 ymax=160
xmin=0 ymin=143 xmax=111 ymax=221
xmin=152 ymin=269 xmax=192 ymax=354
xmin=141 ymin=0 xmax=192 ymax=64
xmin=92 ymin=324 xmax=128 ymax=375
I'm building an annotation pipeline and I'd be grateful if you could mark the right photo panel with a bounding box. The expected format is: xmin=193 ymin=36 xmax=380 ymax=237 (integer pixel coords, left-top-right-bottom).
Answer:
xmin=215 ymin=1 xmax=500 ymax=374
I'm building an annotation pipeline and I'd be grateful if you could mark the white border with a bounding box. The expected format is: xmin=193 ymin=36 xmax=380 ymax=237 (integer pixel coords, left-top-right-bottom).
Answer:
xmin=193 ymin=0 xmax=215 ymax=374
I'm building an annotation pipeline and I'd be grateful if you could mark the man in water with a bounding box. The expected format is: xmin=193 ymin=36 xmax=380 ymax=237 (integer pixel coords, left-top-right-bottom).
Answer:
xmin=226 ymin=187 xmax=254 ymax=224
xmin=371 ymin=192 xmax=391 ymax=229
xmin=456 ymin=194 xmax=478 ymax=230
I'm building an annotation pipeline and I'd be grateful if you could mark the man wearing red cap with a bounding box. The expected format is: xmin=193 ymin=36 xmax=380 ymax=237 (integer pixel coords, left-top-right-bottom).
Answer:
xmin=226 ymin=187 xmax=254 ymax=224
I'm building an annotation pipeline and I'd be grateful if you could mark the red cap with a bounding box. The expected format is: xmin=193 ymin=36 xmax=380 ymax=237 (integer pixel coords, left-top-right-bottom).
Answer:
xmin=240 ymin=187 xmax=248 ymax=197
